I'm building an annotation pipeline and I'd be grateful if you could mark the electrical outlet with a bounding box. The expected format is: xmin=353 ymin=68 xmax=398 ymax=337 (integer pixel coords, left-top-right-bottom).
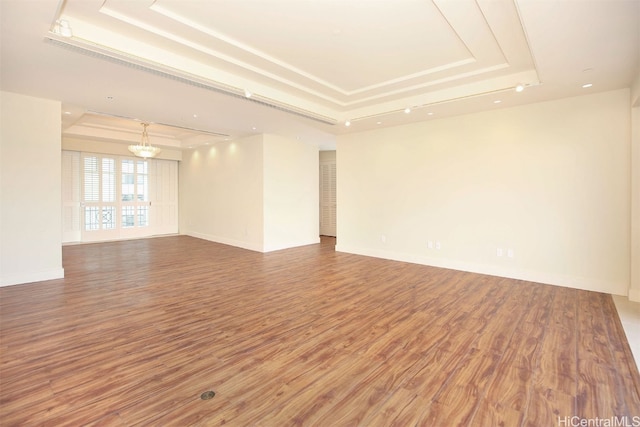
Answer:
xmin=436 ymin=241 xmax=441 ymax=250
xmin=497 ymin=248 xmax=503 ymax=257
xmin=428 ymin=240 xmax=433 ymax=249
xmin=507 ymin=249 xmax=514 ymax=258
xmin=381 ymin=235 xmax=386 ymax=243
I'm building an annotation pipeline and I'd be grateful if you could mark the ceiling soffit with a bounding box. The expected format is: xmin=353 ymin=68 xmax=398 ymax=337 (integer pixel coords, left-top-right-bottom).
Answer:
xmin=50 ymin=0 xmax=539 ymax=124
xmin=64 ymin=112 xmax=231 ymax=148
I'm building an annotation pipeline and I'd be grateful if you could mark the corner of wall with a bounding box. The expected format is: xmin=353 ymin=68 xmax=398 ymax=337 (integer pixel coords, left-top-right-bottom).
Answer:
xmin=632 ymin=71 xmax=640 ymax=107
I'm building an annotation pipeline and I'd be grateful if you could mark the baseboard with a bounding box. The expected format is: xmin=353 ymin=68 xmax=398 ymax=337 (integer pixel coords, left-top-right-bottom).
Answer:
xmin=628 ymin=288 xmax=640 ymax=303
xmin=263 ymin=237 xmax=321 ymax=253
xmin=335 ymin=243 xmax=627 ymax=295
xmin=182 ymin=231 xmax=264 ymax=252
xmin=0 ymin=267 xmax=65 ymax=287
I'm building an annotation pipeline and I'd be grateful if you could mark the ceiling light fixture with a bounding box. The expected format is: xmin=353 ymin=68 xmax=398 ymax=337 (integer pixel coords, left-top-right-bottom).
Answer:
xmin=493 ymin=100 xmax=502 ymax=104
xmin=53 ymin=19 xmax=73 ymax=38
xmin=515 ymin=84 xmax=525 ymax=92
xmin=128 ymin=123 xmax=161 ymax=159
xmin=345 ymin=120 xmax=351 ymax=127
xmin=582 ymin=83 xmax=593 ymax=88
xmin=244 ymin=89 xmax=252 ymax=98
xmin=404 ymin=107 xmax=411 ymax=114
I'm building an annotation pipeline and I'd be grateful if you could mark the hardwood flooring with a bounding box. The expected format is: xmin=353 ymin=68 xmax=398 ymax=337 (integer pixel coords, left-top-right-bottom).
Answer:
xmin=1 ymin=235 xmax=639 ymax=426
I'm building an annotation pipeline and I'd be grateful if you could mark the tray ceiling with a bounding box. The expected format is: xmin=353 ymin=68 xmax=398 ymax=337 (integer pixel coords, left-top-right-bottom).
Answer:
xmin=1 ymin=0 xmax=638 ymax=150
xmin=52 ymin=0 xmax=539 ymax=123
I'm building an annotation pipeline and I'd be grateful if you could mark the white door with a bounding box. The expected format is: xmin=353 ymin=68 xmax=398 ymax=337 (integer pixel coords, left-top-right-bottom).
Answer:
xmin=319 ymin=161 xmax=336 ymax=237
xmin=119 ymin=158 xmax=152 ymax=239
xmin=150 ymin=160 xmax=179 ymax=236
xmin=80 ymin=154 xmax=119 ymax=242
xmin=62 ymin=151 xmax=81 ymax=243
xmin=64 ymin=152 xmax=179 ymax=243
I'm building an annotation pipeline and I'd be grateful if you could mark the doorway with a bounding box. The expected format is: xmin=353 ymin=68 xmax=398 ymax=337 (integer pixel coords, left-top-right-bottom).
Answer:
xmin=319 ymin=151 xmax=336 ymax=237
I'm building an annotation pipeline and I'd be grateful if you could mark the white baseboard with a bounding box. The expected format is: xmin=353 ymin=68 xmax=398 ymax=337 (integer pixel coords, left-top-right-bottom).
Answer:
xmin=335 ymin=244 xmax=627 ymax=295
xmin=183 ymin=231 xmax=264 ymax=252
xmin=628 ymin=288 xmax=640 ymax=302
xmin=0 ymin=268 xmax=65 ymax=287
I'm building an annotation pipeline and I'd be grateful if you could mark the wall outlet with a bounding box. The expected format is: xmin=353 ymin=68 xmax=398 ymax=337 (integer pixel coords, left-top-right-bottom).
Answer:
xmin=435 ymin=241 xmax=441 ymax=250
xmin=428 ymin=240 xmax=433 ymax=249
xmin=507 ymin=249 xmax=514 ymax=258
xmin=497 ymin=248 xmax=503 ymax=257
xmin=381 ymin=234 xmax=386 ymax=243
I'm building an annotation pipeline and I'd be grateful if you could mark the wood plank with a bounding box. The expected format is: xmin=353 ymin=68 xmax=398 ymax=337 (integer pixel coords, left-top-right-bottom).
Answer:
xmin=0 ymin=236 xmax=638 ymax=426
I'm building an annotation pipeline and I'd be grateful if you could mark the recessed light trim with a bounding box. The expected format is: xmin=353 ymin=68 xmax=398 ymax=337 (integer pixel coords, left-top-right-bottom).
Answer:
xmin=582 ymin=83 xmax=593 ymax=88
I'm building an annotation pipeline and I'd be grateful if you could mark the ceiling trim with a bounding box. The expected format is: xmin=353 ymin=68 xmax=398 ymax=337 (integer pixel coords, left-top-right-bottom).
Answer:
xmin=44 ymin=32 xmax=340 ymax=126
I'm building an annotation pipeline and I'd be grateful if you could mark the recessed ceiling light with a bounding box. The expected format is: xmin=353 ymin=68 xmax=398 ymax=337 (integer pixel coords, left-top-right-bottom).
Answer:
xmin=252 ymin=126 xmax=257 ymax=130
xmin=193 ymin=114 xmax=198 ymax=118
xmin=244 ymin=89 xmax=252 ymax=98
xmin=582 ymin=83 xmax=593 ymax=88
xmin=376 ymin=121 xmax=382 ymax=125
xmin=427 ymin=112 xmax=434 ymax=116
xmin=494 ymin=100 xmax=502 ymax=104
xmin=515 ymin=84 xmax=524 ymax=92
xmin=345 ymin=120 xmax=351 ymax=127
xmin=63 ymin=111 xmax=72 ymax=115
xmin=404 ymin=107 xmax=411 ymax=114
xmin=54 ymin=19 xmax=73 ymax=38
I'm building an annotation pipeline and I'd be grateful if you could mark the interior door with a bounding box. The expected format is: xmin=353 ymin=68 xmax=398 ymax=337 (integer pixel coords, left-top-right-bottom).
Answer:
xmin=319 ymin=161 xmax=336 ymax=237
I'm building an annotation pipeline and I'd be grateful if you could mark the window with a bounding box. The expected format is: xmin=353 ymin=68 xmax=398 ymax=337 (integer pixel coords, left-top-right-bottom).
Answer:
xmin=63 ymin=151 xmax=178 ymax=243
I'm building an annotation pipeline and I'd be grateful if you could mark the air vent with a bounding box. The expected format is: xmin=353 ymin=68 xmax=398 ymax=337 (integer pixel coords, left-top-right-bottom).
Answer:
xmin=45 ymin=35 xmax=339 ymax=126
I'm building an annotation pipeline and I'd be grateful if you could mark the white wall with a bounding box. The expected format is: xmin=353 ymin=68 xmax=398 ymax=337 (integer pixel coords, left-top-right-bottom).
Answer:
xmin=263 ymin=134 xmax=319 ymax=251
xmin=180 ymin=133 xmax=320 ymax=252
xmin=337 ymin=89 xmax=631 ymax=295
xmin=1 ymin=91 xmax=64 ymax=286
xmin=631 ymin=73 xmax=640 ymax=302
xmin=180 ymin=135 xmax=265 ymax=251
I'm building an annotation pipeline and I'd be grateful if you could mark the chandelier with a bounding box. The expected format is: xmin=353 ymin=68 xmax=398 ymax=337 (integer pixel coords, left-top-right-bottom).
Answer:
xmin=128 ymin=122 xmax=161 ymax=158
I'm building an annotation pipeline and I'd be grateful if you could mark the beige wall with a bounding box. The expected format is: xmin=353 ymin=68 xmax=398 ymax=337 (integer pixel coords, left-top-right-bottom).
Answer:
xmin=263 ymin=134 xmax=320 ymax=251
xmin=631 ymin=73 xmax=640 ymax=301
xmin=180 ymin=135 xmax=265 ymax=251
xmin=1 ymin=91 xmax=64 ymax=286
xmin=179 ymin=134 xmax=319 ymax=252
xmin=337 ymin=89 xmax=631 ymax=295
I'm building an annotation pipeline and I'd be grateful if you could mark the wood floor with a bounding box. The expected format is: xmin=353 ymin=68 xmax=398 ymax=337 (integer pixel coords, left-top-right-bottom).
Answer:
xmin=1 ymin=236 xmax=639 ymax=426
